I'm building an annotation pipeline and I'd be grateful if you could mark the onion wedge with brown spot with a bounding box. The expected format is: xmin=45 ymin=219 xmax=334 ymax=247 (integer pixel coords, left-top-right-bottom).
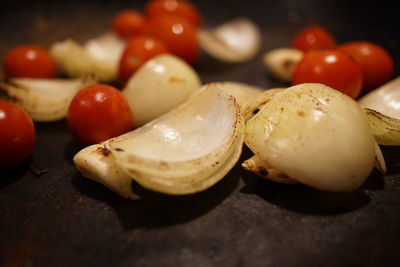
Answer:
xmin=73 ymin=143 xmax=140 ymax=200
xmin=73 ymin=84 xmax=244 ymax=197
xmin=244 ymin=83 xmax=385 ymax=192
xmin=0 ymin=74 xmax=97 ymax=122
xmin=109 ymin=84 xmax=244 ymax=195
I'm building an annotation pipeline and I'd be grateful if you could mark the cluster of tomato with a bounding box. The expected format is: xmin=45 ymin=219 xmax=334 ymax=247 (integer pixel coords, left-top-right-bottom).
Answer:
xmin=290 ymin=26 xmax=394 ymax=99
xmin=0 ymin=0 xmax=203 ymax=169
xmin=113 ymin=0 xmax=201 ymax=83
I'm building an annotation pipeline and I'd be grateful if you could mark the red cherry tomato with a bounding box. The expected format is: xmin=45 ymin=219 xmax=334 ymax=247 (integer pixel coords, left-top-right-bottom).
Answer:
xmin=292 ymin=26 xmax=336 ymax=52
xmin=0 ymin=101 xmax=35 ymax=169
xmin=3 ymin=45 xmax=56 ymax=78
xmin=337 ymin=41 xmax=394 ymax=91
xmin=119 ymin=36 xmax=170 ymax=83
xmin=145 ymin=0 xmax=202 ymax=28
xmin=68 ymin=84 xmax=133 ymax=144
xmin=112 ymin=9 xmax=146 ymax=39
xmin=146 ymin=15 xmax=199 ymax=64
xmin=292 ymin=50 xmax=363 ymax=99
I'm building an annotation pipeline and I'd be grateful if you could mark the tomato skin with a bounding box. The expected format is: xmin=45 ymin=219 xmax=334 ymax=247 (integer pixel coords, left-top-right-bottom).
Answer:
xmin=146 ymin=15 xmax=199 ymax=64
xmin=67 ymin=84 xmax=133 ymax=145
xmin=119 ymin=36 xmax=170 ymax=83
xmin=3 ymin=45 xmax=56 ymax=78
xmin=145 ymin=0 xmax=202 ymax=28
xmin=0 ymin=101 xmax=35 ymax=169
xmin=292 ymin=26 xmax=336 ymax=52
xmin=112 ymin=10 xmax=146 ymax=39
xmin=292 ymin=50 xmax=363 ymax=99
xmin=337 ymin=41 xmax=394 ymax=91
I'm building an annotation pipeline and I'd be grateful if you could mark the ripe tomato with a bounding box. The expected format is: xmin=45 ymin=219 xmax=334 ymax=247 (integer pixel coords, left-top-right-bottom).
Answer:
xmin=292 ymin=50 xmax=363 ymax=99
xmin=0 ymin=101 xmax=35 ymax=169
xmin=112 ymin=9 xmax=146 ymax=39
xmin=292 ymin=26 xmax=336 ymax=52
xmin=119 ymin=36 xmax=170 ymax=83
xmin=68 ymin=84 xmax=133 ymax=144
xmin=337 ymin=41 xmax=394 ymax=91
xmin=145 ymin=0 xmax=202 ymax=28
xmin=146 ymin=15 xmax=199 ymax=64
xmin=3 ymin=45 xmax=56 ymax=78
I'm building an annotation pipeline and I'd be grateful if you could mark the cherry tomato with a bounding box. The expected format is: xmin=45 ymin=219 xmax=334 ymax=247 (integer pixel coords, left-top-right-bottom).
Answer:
xmin=292 ymin=50 xmax=363 ymax=99
xmin=145 ymin=0 xmax=202 ymax=28
xmin=0 ymin=101 xmax=35 ymax=169
xmin=292 ymin=26 xmax=336 ymax=52
xmin=112 ymin=9 xmax=146 ymax=39
xmin=337 ymin=41 xmax=394 ymax=91
xmin=119 ymin=36 xmax=170 ymax=83
xmin=3 ymin=45 xmax=56 ymax=78
xmin=68 ymin=84 xmax=133 ymax=144
xmin=146 ymin=15 xmax=199 ymax=64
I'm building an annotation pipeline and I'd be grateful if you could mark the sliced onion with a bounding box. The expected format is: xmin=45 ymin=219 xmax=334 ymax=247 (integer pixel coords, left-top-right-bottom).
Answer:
xmin=262 ymin=48 xmax=303 ymax=82
xmin=200 ymin=81 xmax=265 ymax=109
xmin=109 ymin=84 xmax=244 ymax=195
xmin=73 ymin=143 xmax=140 ymax=200
xmin=50 ymin=32 xmax=125 ymax=82
xmin=199 ymin=18 xmax=261 ymax=62
xmin=242 ymin=88 xmax=284 ymax=121
xmin=358 ymin=77 xmax=400 ymax=119
xmin=363 ymin=108 xmax=400 ymax=146
xmin=123 ymin=54 xmax=201 ymax=127
xmin=244 ymin=83 xmax=380 ymax=192
xmin=0 ymin=74 xmax=97 ymax=122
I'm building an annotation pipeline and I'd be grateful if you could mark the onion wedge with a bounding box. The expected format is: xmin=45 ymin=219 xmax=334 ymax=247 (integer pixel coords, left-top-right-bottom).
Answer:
xmin=244 ymin=83 xmax=383 ymax=192
xmin=363 ymin=108 xmax=400 ymax=146
xmin=50 ymin=32 xmax=125 ymax=82
xmin=123 ymin=54 xmax=201 ymax=127
xmin=199 ymin=17 xmax=261 ymax=62
xmin=0 ymin=74 xmax=97 ymax=122
xmin=262 ymin=48 xmax=303 ymax=82
xmin=73 ymin=143 xmax=140 ymax=200
xmin=358 ymin=76 xmax=400 ymax=119
xmin=109 ymin=84 xmax=244 ymax=195
xmin=200 ymin=81 xmax=265 ymax=109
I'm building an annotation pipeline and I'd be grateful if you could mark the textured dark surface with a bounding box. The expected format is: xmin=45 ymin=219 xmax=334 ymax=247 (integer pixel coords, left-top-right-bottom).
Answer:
xmin=1 ymin=0 xmax=400 ymax=266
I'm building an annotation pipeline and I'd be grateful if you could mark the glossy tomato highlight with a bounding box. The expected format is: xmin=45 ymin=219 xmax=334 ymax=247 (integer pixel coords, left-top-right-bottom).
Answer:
xmin=3 ymin=45 xmax=56 ymax=78
xmin=337 ymin=41 xmax=394 ymax=91
xmin=146 ymin=15 xmax=199 ymax=64
xmin=292 ymin=26 xmax=336 ymax=52
xmin=0 ymin=101 xmax=35 ymax=169
xmin=67 ymin=84 xmax=133 ymax=144
xmin=145 ymin=0 xmax=202 ymax=28
xmin=119 ymin=36 xmax=169 ymax=83
xmin=292 ymin=50 xmax=363 ymax=99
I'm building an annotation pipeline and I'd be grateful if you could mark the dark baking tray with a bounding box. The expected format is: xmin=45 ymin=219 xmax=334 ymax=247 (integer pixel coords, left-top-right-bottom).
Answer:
xmin=1 ymin=0 xmax=400 ymax=266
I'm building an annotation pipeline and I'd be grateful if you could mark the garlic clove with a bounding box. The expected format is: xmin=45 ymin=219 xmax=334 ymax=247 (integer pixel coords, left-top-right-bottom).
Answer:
xmin=245 ymin=83 xmax=379 ymax=192
xmin=199 ymin=17 xmax=262 ymax=62
xmin=262 ymin=48 xmax=303 ymax=82
xmin=0 ymin=74 xmax=97 ymax=122
xmin=358 ymin=77 xmax=400 ymax=119
xmin=50 ymin=32 xmax=125 ymax=82
xmin=73 ymin=143 xmax=140 ymax=200
xmin=109 ymin=84 xmax=244 ymax=195
xmin=123 ymin=54 xmax=201 ymax=127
